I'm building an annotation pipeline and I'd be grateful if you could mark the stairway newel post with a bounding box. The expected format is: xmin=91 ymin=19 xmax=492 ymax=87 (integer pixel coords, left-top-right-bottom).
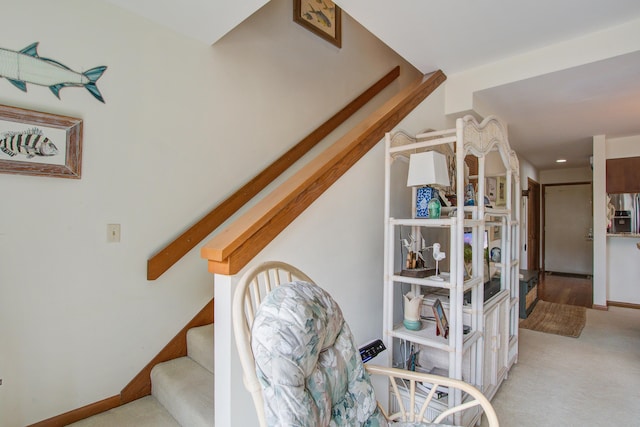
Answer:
xmin=214 ymin=273 xmax=259 ymax=427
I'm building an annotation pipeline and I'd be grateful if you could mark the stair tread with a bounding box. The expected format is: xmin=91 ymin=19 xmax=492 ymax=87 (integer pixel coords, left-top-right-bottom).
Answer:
xmin=187 ymin=323 xmax=214 ymax=374
xmin=67 ymin=395 xmax=180 ymax=427
xmin=152 ymin=356 xmax=214 ymax=427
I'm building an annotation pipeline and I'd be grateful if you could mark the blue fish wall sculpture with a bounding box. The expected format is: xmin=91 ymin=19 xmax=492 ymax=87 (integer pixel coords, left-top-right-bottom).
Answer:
xmin=0 ymin=42 xmax=107 ymax=103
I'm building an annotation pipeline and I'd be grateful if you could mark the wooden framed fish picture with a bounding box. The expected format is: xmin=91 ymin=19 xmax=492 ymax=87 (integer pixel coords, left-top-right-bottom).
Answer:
xmin=293 ymin=0 xmax=342 ymax=48
xmin=0 ymin=104 xmax=82 ymax=179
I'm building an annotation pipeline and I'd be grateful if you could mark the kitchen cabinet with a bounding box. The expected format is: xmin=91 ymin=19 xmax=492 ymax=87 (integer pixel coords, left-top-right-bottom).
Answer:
xmin=606 ymin=157 xmax=640 ymax=193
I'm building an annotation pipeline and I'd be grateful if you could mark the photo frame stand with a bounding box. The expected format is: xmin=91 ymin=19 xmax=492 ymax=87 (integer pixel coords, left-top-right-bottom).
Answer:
xmin=432 ymin=298 xmax=449 ymax=339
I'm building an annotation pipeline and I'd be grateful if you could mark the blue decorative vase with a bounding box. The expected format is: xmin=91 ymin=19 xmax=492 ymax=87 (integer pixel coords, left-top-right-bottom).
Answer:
xmin=416 ymin=186 xmax=435 ymax=218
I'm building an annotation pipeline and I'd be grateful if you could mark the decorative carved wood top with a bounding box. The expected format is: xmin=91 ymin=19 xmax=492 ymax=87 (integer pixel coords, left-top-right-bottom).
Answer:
xmin=462 ymin=115 xmax=520 ymax=184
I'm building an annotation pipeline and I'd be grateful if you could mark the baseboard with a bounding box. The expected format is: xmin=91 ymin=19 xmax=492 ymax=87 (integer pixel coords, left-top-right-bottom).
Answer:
xmin=545 ymin=271 xmax=592 ymax=279
xmin=607 ymin=301 xmax=640 ymax=310
xmin=592 ymin=304 xmax=608 ymax=311
xmin=26 ymin=395 xmax=120 ymax=427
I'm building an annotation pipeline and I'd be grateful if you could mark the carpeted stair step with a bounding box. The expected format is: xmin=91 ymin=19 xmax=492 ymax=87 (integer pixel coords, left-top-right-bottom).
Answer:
xmin=67 ymin=396 xmax=180 ymax=427
xmin=151 ymin=356 xmax=214 ymax=427
xmin=187 ymin=323 xmax=214 ymax=374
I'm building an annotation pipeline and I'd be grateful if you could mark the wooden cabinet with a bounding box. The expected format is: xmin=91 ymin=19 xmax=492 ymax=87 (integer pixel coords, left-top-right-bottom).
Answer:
xmin=606 ymin=157 xmax=640 ymax=193
xmin=519 ymin=269 xmax=539 ymax=319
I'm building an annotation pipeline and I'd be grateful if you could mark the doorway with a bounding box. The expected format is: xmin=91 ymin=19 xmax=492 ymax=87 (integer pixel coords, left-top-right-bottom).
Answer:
xmin=543 ymin=183 xmax=593 ymax=276
xmin=541 ymin=182 xmax=594 ymax=308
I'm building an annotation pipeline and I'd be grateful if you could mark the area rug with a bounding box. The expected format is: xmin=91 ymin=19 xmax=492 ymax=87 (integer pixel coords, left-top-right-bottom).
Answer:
xmin=519 ymin=300 xmax=586 ymax=338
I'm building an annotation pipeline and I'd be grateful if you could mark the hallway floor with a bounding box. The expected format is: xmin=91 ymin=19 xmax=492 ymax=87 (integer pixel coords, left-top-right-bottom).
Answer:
xmin=481 ymin=305 xmax=640 ymax=426
xmin=538 ymin=272 xmax=592 ymax=308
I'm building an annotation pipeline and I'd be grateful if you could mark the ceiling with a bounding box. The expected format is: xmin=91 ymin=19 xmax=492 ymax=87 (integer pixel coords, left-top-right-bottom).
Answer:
xmin=337 ymin=0 xmax=640 ymax=171
xmin=104 ymin=0 xmax=640 ymax=171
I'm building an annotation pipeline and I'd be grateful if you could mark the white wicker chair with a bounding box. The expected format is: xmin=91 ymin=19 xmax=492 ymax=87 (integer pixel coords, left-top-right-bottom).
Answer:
xmin=232 ymin=261 xmax=499 ymax=427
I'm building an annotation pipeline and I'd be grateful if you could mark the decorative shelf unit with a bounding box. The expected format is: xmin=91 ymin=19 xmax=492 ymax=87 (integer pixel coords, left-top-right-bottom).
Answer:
xmin=383 ymin=116 xmax=520 ymax=425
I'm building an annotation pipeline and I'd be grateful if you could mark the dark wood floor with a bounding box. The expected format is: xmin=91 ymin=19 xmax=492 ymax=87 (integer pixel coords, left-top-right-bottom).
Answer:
xmin=538 ymin=272 xmax=593 ymax=308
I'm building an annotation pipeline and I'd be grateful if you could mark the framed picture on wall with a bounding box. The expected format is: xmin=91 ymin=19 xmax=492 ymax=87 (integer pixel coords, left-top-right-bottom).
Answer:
xmin=293 ymin=0 xmax=342 ymax=48
xmin=0 ymin=104 xmax=82 ymax=179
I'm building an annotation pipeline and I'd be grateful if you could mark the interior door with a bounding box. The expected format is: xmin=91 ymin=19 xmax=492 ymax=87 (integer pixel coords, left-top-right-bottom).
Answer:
xmin=544 ymin=184 xmax=593 ymax=275
xmin=527 ymin=179 xmax=540 ymax=271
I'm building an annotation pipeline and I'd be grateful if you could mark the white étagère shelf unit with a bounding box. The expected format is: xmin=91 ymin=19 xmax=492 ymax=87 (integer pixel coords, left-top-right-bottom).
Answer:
xmin=382 ymin=116 xmax=520 ymax=425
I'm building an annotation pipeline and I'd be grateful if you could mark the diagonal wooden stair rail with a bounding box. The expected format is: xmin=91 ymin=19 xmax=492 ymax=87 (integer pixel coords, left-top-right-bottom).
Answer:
xmin=201 ymin=70 xmax=447 ymax=275
xmin=147 ymin=66 xmax=401 ymax=280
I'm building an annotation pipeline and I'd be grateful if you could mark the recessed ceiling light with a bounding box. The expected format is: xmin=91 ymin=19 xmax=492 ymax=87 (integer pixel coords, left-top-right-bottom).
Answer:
xmin=556 ymin=159 xmax=567 ymax=163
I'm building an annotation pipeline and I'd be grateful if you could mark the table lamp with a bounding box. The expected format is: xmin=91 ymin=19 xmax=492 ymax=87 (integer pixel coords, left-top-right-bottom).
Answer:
xmin=407 ymin=151 xmax=450 ymax=218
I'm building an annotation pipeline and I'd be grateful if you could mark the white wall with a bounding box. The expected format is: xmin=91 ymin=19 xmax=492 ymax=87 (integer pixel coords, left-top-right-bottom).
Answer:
xmin=592 ymin=136 xmax=608 ymax=307
xmin=606 ymin=134 xmax=640 ymax=158
xmin=0 ymin=0 xmax=421 ymax=425
xmin=539 ymin=167 xmax=592 ymax=184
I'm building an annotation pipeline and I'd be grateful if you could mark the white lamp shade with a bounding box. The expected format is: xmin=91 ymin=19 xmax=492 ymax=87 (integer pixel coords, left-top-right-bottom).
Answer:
xmin=407 ymin=151 xmax=450 ymax=187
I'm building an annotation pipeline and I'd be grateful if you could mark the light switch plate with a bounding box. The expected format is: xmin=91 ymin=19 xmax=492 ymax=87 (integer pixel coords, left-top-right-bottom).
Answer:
xmin=107 ymin=224 xmax=121 ymax=243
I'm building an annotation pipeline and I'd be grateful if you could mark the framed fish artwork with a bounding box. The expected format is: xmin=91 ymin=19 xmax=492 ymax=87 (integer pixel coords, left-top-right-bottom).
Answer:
xmin=293 ymin=0 xmax=342 ymax=48
xmin=0 ymin=104 xmax=82 ymax=179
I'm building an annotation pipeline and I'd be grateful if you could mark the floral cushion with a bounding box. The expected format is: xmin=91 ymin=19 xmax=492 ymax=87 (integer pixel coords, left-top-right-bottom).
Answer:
xmin=251 ymin=281 xmax=388 ymax=427
xmin=393 ymin=424 xmax=456 ymax=427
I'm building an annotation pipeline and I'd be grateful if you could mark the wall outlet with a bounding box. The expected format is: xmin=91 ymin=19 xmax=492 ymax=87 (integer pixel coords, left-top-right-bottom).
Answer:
xmin=107 ymin=224 xmax=121 ymax=243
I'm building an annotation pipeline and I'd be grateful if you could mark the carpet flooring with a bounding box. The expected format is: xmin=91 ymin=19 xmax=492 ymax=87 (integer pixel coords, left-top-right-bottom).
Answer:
xmin=519 ymin=300 xmax=586 ymax=338
xmin=481 ymin=306 xmax=640 ymax=426
xmin=69 ymin=396 xmax=180 ymax=427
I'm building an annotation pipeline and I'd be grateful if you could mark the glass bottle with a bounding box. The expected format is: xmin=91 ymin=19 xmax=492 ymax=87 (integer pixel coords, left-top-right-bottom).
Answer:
xmin=428 ymin=189 xmax=441 ymax=219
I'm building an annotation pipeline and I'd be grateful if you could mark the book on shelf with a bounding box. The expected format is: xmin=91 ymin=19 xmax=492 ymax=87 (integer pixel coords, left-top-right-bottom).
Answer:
xmin=415 ymin=366 xmax=449 ymax=398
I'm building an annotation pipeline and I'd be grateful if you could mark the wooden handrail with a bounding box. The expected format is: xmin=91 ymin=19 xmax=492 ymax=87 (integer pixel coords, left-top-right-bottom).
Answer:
xmin=147 ymin=66 xmax=401 ymax=280
xmin=201 ymin=70 xmax=447 ymax=275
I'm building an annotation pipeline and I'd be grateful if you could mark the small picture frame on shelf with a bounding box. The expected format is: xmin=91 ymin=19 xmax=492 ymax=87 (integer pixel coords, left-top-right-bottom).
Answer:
xmin=495 ymin=176 xmax=506 ymax=207
xmin=492 ymin=226 xmax=501 ymax=240
xmin=432 ymin=298 xmax=449 ymax=339
xmin=486 ymin=177 xmax=497 ymax=202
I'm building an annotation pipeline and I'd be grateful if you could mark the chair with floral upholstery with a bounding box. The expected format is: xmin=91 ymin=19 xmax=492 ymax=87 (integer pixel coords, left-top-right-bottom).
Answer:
xmin=233 ymin=261 xmax=499 ymax=427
